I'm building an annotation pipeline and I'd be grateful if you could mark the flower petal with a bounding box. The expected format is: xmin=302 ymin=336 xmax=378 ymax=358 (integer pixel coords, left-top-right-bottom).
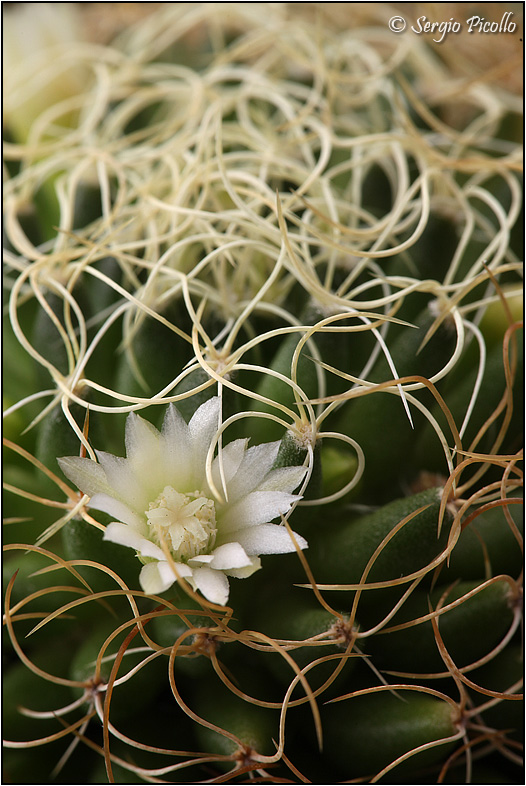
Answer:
xmin=258 ymin=465 xmax=307 ymax=493
xmin=225 ymin=523 xmax=308 ymax=555
xmin=219 ymin=490 xmax=301 ymax=533
xmin=125 ymin=412 xmax=185 ymax=497
xmin=103 ymin=521 xmax=165 ymax=560
xmin=224 ymin=440 xmax=280 ymax=501
xmin=139 ymin=559 xmax=193 ymax=595
xmin=58 ymin=456 xmax=113 ymax=498
xmin=125 ymin=411 xmax=161 ymax=465
xmin=223 ymin=555 xmax=261 ymax=579
xmin=188 ymin=553 xmax=214 ymax=565
xmin=139 ymin=561 xmax=175 ymax=594
xmin=190 ymin=566 xmax=230 ymax=606
xmin=95 ymin=450 xmax=149 ymax=512
xmin=187 ymin=397 xmax=221 ymax=484
xmin=161 ymin=404 xmax=191 ymax=488
xmin=210 ymin=439 xmax=247 ymax=498
xmin=89 ymin=493 xmax=144 ymax=529
xmin=208 ymin=541 xmax=253 ymax=570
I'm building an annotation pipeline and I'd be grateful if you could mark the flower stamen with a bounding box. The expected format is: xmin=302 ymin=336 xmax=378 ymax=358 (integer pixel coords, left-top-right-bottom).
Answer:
xmin=145 ymin=486 xmax=217 ymax=563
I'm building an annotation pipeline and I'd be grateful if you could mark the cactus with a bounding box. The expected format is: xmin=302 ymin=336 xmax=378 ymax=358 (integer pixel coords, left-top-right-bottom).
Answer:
xmin=3 ymin=4 xmax=523 ymax=784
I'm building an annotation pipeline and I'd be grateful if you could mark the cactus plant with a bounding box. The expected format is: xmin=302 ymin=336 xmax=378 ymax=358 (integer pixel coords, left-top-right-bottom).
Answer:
xmin=3 ymin=4 xmax=523 ymax=784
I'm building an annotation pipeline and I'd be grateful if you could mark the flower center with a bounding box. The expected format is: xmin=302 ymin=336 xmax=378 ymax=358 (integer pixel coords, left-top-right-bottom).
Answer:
xmin=145 ymin=486 xmax=217 ymax=562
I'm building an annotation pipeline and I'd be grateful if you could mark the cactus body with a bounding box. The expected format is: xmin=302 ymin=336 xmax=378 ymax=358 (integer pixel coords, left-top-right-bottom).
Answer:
xmin=3 ymin=4 xmax=523 ymax=784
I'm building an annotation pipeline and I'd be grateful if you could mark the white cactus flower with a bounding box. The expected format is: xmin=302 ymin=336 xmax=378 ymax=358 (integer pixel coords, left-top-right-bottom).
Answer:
xmin=58 ymin=398 xmax=308 ymax=605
